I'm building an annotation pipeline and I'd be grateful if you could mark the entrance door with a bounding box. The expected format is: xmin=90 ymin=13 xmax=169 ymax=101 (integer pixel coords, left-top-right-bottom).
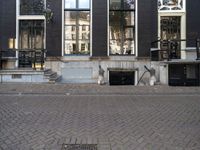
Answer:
xmin=169 ymin=64 xmax=200 ymax=86
xmin=19 ymin=20 xmax=44 ymax=68
xmin=160 ymin=16 xmax=181 ymax=59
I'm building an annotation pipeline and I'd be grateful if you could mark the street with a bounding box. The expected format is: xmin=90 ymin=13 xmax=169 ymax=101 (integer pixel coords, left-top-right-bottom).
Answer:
xmin=0 ymin=85 xmax=200 ymax=150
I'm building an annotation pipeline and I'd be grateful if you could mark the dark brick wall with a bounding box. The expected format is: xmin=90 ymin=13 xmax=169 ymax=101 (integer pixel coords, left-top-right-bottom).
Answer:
xmin=92 ymin=0 xmax=108 ymax=57
xmin=138 ymin=0 xmax=158 ymax=57
xmin=187 ymin=0 xmax=200 ymax=47
xmin=0 ymin=0 xmax=16 ymax=51
xmin=46 ymin=0 xmax=62 ymax=56
xmin=0 ymin=0 xmax=158 ymax=58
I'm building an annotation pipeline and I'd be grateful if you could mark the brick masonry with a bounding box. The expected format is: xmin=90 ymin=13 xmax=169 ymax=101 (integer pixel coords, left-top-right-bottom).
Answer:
xmin=0 ymin=84 xmax=200 ymax=150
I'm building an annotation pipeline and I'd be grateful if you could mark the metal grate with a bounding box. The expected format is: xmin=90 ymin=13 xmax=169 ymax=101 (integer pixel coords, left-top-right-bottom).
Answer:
xmin=62 ymin=144 xmax=97 ymax=150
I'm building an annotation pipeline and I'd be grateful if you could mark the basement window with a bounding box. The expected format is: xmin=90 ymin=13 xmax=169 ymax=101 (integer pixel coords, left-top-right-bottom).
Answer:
xmin=12 ymin=74 xmax=22 ymax=79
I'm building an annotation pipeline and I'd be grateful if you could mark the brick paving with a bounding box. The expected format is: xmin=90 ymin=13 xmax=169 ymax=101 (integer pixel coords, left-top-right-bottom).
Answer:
xmin=0 ymin=84 xmax=200 ymax=150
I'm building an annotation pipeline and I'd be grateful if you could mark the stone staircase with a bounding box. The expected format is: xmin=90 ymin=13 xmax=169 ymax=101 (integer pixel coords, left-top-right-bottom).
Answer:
xmin=44 ymin=69 xmax=62 ymax=83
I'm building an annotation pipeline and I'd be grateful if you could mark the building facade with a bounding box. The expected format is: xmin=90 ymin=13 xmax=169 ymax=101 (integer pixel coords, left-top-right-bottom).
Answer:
xmin=0 ymin=0 xmax=200 ymax=85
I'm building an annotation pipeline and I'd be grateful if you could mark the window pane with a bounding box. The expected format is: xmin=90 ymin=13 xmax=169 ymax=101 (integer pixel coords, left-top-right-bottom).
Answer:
xmin=65 ymin=40 xmax=76 ymax=54
xmin=110 ymin=0 xmax=121 ymax=10
xmin=109 ymin=26 xmax=121 ymax=40
xmin=65 ymin=0 xmax=76 ymax=8
xmin=34 ymin=27 xmax=44 ymax=49
xmin=158 ymin=0 xmax=184 ymax=11
xmin=79 ymin=41 xmax=90 ymax=54
xmin=65 ymin=11 xmax=77 ymax=25
xmin=110 ymin=40 xmax=122 ymax=54
xmin=79 ymin=26 xmax=89 ymax=40
xmin=124 ymin=0 xmax=135 ymax=9
xmin=65 ymin=26 xmax=76 ymax=40
xmin=20 ymin=0 xmax=44 ymax=15
xmin=124 ymin=27 xmax=134 ymax=39
xmin=109 ymin=11 xmax=121 ymax=27
xmin=186 ymin=65 xmax=197 ymax=79
xmin=78 ymin=11 xmax=90 ymax=25
xmin=123 ymin=12 xmax=134 ymax=26
xmin=79 ymin=0 xmax=90 ymax=9
xmin=19 ymin=20 xmax=44 ymax=49
xmin=123 ymin=40 xmax=134 ymax=54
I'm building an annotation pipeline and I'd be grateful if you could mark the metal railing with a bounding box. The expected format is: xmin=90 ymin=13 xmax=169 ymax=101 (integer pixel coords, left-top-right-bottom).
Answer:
xmin=151 ymin=38 xmax=200 ymax=61
xmin=0 ymin=49 xmax=46 ymax=70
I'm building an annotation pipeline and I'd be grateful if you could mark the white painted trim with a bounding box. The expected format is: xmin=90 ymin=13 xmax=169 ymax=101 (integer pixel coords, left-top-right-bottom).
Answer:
xmin=18 ymin=16 xmax=45 ymax=20
xmin=62 ymin=0 xmax=64 ymax=56
xmin=16 ymin=0 xmax=19 ymax=68
xmin=107 ymin=0 xmax=110 ymax=56
xmin=90 ymin=0 xmax=93 ymax=57
xmin=135 ymin=0 xmax=138 ymax=57
xmin=135 ymin=70 xmax=138 ymax=86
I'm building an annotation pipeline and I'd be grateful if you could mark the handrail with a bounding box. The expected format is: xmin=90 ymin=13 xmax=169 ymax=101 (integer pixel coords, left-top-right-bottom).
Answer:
xmin=0 ymin=49 xmax=46 ymax=70
xmin=150 ymin=38 xmax=200 ymax=61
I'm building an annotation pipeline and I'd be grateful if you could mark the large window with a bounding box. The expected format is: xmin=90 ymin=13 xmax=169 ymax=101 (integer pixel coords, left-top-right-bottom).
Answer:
xmin=20 ymin=0 xmax=45 ymax=15
xmin=109 ymin=0 xmax=135 ymax=55
xmin=64 ymin=0 xmax=90 ymax=55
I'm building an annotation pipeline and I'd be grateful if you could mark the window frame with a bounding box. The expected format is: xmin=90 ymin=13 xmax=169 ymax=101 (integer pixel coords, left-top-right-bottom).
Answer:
xmin=64 ymin=0 xmax=91 ymax=56
xmin=109 ymin=0 xmax=136 ymax=56
xmin=158 ymin=0 xmax=186 ymax=12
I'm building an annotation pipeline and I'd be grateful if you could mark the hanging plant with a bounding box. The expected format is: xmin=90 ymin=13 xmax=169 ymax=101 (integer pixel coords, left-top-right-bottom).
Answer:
xmin=43 ymin=7 xmax=53 ymax=23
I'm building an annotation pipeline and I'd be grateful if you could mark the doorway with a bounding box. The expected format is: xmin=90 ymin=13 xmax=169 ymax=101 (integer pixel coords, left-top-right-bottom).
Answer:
xmin=19 ymin=20 xmax=44 ymax=68
xmin=169 ymin=64 xmax=200 ymax=86
xmin=160 ymin=16 xmax=181 ymax=59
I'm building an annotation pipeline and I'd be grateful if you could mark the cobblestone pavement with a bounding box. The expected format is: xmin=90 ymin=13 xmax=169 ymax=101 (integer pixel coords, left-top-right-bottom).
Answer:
xmin=0 ymin=84 xmax=200 ymax=150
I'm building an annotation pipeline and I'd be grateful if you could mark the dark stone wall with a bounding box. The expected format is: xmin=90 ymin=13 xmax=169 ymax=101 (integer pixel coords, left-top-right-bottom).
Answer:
xmin=92 ymin=0 xmax=108 ymax=57
xmin=138 ymin=0 xmax=158 ymax=57
xmin=187 ymin=0 xmax=200 ymax=47
xmin=0 ymin=0 xmax=16 ymax=50
xmin=46 ymin=0 xmax=62 ymax=56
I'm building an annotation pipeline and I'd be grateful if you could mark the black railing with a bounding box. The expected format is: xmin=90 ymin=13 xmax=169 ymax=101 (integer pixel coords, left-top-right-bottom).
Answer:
xmin=151 ymin=39 xmax=200 ymax=61
xmin=0 ymin=49 xmax=46 ymax=70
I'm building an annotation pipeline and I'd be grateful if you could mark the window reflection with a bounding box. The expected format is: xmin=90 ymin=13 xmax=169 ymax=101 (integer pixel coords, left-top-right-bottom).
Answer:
xmin=109 ymin=0 xmax=135 ymax=55
xmin=65 ymin=11 xmax=76 ymax=25
xmin=110 ymin=0 xmax=121 ymax=10
xmin=124 ymin=0 xmax=135 ymax=9
xmin=19 ymin=20 xmax=44 ymax=49
xmin=64 ymin=0 xmax=90 ymax=55
xmin=20 ymin=0 xmax=44 ymax=15
xmin=79 ymin=0 xmax=90 ymax=8
xmin=65 ymin=0 xmax=76 ymax=9
xmin=65 ymin=0 xmax=90 ymax=9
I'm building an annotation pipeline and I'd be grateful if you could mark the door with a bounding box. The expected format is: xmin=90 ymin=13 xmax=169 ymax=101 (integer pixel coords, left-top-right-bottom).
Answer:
xmin=169 ymin=64 xmax=200 ymax=86
xmin=160 ymin=16 xmax=181 ymax=59
xmin=19 ymin=20 xmax=44 ymax=68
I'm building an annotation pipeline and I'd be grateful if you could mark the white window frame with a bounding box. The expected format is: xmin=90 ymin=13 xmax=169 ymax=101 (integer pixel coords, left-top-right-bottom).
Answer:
xmin=158 ymin=0 xmax=186 ymax=13
xmin=107 ymin=0 xmax=138 ymax=57
xmin=62 ymin=0 xmax=92 ymax=57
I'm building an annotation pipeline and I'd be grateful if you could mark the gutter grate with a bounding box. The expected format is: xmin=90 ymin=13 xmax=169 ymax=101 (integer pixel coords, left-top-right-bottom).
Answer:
xmin=61 ymin=144 xmax=97 ymax=150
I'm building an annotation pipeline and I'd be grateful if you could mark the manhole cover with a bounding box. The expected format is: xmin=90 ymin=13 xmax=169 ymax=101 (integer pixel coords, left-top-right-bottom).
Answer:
xmin=62 ymin=144 xmax=97 ymax=150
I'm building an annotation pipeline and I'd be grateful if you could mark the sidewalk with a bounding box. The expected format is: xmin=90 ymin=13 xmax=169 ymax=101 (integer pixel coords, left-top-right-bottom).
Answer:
xmin=0 ymin=83 xmax=200 ymax=95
